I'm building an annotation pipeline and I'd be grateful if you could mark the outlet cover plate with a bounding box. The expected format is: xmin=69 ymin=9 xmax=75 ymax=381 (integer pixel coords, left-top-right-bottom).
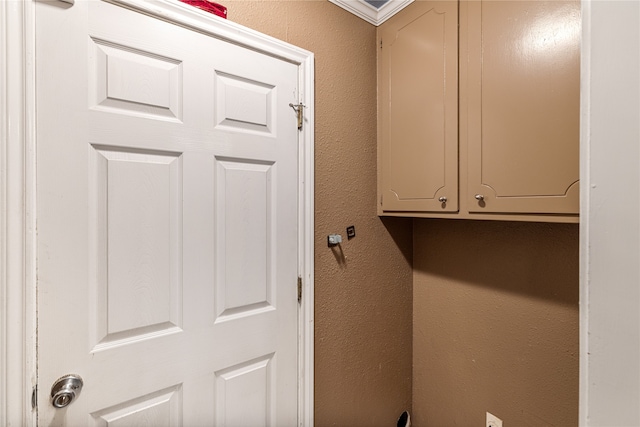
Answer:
xmin=487 ymin=412 xmax=503 ymax=427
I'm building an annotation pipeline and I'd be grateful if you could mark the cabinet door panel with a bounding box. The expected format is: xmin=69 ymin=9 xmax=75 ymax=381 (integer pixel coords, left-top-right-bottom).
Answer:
xmin=466 ymin=0 xmax=580 ymax=214
xmin=378 ymin=1 xmax=458 ymax=213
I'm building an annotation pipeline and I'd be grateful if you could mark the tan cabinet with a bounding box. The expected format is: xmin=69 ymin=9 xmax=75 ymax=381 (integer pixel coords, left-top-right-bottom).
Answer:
xmin=378 ymin=1 xmax=459 ymax=213
xmin=378 ymin=0 xmax=580 ymax=222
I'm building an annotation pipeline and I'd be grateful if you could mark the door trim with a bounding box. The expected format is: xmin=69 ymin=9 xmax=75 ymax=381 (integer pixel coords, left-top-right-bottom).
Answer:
xmin=1 ymin=0 xmax=38 ymax=424
xmin=0 ymin=1 xmax=314 ymax=424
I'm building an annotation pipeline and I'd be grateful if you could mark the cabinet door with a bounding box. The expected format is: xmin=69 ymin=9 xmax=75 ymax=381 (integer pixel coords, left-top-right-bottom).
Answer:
xmin=466 ymin=0 xmax=580 ymax=215
xmin=378 ymin=1 xmax=458 ymax=213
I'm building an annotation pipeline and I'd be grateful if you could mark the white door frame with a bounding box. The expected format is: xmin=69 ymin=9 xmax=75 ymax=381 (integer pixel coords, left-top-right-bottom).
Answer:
xmin=0 ymin=0 xmax=315 ymax=425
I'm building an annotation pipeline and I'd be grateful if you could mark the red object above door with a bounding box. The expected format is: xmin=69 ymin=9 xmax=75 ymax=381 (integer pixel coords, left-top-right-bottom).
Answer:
xmin=179 ymin=0 xmax=227 ymax=18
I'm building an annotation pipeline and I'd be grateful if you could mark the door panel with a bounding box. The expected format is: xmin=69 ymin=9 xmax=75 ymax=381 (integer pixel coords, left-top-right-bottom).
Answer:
xmin=89 ymin=37 xmax=184 ymax=121
xmin=91 ymin=385 xmax=183 ymax=427
xmin=36 ymin=1 xmax=299 ymax=425
xmin=89 ymin=145 xmax=184 ymax=349
xmin=215 ymin=355 xmax=274 ymax=426
xmin=214 ymin=157 xmax=275 ymax=318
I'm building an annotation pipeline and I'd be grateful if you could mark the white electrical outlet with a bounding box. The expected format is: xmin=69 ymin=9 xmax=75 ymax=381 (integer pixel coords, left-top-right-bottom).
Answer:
xmin=486 ymin=412 xmax=503 ymax=427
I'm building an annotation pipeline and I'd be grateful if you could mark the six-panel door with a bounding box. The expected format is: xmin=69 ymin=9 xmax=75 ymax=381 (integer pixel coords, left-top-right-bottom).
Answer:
xmin=36 ymin=0 xmax=300 ymax=425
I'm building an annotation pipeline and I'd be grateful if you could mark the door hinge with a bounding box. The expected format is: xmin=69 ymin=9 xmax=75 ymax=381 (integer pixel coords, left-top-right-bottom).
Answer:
xmin=31 ymin=385 xmax=37 ymax=410
xmin=297 ymin=276 xmax=303 ymax=304
xmin=380 ymin=194 xmax=383 ymax=206
xmin=289 ymin=103 xmax=305 ymax=131
xmin=380 ymin=39 xmax=383 ymax=49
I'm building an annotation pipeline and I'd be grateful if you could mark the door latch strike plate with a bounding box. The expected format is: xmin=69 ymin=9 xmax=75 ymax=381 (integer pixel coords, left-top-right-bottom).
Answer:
xmin=297 ymin=276 xmax=302 ymax=303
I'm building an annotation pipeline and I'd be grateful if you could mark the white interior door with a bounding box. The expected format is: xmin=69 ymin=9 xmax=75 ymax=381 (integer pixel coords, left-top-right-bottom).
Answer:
xmin=35 ymin=0 xmax=301 ymax=425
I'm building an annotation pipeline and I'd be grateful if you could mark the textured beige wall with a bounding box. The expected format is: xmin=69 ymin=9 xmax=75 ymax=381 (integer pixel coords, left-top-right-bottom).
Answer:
xmin=413 ymin=219 xmax=579 ymax=426
xmin=224 ymin=4 xmax=578 ymax=427
xmin=225 ymin=2 xmax=414 ymax=425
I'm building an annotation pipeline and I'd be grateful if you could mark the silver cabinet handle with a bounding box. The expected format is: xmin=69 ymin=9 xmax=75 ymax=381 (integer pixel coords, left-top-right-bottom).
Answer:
xmin=474 ymin=194 xmax=484 ymax=201
xmin=50 ymin=374 xmax=83 ymax=409
xmin=438 ymin=196 xmax=447 ymax=203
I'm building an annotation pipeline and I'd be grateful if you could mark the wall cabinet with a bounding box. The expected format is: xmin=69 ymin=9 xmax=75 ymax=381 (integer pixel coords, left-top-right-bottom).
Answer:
xmin=377 ymin=1 xmax=459 ymax=214
xmin=377 ymin=0 xmax=580 ymax=222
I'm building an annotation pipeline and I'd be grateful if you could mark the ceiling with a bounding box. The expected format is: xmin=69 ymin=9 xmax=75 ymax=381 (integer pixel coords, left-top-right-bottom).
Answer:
xmin=328 ymin=0 xmax=414 ymax=26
